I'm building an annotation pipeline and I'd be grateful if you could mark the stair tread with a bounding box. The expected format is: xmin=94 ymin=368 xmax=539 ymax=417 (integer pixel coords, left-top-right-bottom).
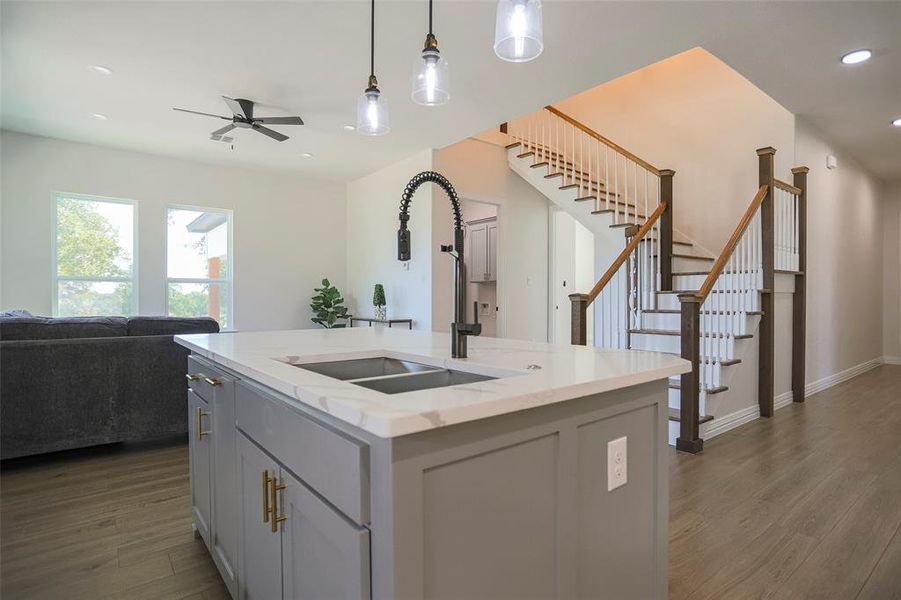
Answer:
xmin=668 ymin=408 xmax=715 ymax=424
xmin=630 ymin=328 xmax=752 ymax=339
xmin=638 ymin=238 xmax=693 ymax=247
xmin=669 ymin=381 xmax=729 ymax=395
xmin=656 ymin=289 xmax=770 ymax=295
xmin=505 ymin=142 xmax=522 ymax=150
xmin=653 ymin=253 xmax=715 ymax=261
xmin=642 ymin=309 xmax=763 ymax=316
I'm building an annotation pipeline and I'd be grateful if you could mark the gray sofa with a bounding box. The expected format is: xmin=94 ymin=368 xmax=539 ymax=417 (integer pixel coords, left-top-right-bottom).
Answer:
xmin=0 ymin=313 xmax=219 ymax=459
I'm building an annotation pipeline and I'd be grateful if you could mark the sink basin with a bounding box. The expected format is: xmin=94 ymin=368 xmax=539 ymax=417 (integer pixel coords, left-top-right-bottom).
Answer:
xmin=291 ymin=357 xmax=437 ymax=380
xmin=352 ymin=369 xmax=496 ymax=395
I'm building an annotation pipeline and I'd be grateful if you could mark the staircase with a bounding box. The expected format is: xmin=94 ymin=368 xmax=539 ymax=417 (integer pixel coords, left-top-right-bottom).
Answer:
xmin=502 ymin=107 xmax=809 ymax=452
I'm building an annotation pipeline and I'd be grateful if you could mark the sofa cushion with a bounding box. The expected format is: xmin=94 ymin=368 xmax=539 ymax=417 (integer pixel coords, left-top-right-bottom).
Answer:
xmin=126 ymin=316 xmax=220 ymax=337
xmin=0 ymin=309 xmax=33 ymax=318
xmin=0 ymin=316 xmax=128 ymax=341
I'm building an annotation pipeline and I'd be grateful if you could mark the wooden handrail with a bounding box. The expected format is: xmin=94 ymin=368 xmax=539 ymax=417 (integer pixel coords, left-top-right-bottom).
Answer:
xmin=774 ymin=179 xmax=802 ymax=195
xmin=586 ymin=202 xmax=667 ymax=303
xmin=544 ymin=105 xmax=661 ymax=176
xmin=696 ymin=185 xmax=768 ymax=299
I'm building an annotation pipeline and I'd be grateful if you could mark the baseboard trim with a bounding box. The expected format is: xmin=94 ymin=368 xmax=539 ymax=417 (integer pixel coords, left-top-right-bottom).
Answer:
xmin=882 ymin=356 xmax=901 ymax=366
xmin=702 ymin=391 xmax=793 ymax=440
xmin=803 ymin=358 xmax=883 ymax=397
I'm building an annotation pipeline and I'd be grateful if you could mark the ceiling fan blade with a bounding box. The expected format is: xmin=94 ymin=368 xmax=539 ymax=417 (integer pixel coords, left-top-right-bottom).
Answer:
xmin=210 ymin=123 xmax=236 ymax=137
xmin=173 ymin=107 xmax=230 ymax=120
xmin=252 ymin=124 xmax=288 ymax=142
xmin=222 ymin=96 xmax=254 ymax=120
xmin=254 ymin=116 xmax=304 ymax=126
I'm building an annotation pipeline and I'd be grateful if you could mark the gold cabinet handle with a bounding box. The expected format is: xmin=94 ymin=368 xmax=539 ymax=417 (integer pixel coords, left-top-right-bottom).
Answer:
xmin=195 ymin=407 xmax=211 ymax=441
xmin=204 ymin=377 xmax=222 ymax=386
xmin=186 ymin=373 xmax=201 ymax=382
xmin=269 ymin=477 xmax=287 ymax=533
xmin=262 ymin=470 xmax=272 ymax=523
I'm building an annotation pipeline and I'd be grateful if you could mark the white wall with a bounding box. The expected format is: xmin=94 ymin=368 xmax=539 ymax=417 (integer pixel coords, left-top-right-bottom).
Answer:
xmin=795 ymin=119 xmax=885 ymax=381
xmin=345 ymin=149 xmax=434 ymax=330
xmin=882 ymin=181 xmax=901 ymax=361
xmin=0 ymin=130 xmax=346 ymax=331
xmin=434 ymin=138 xmax=550 ymax=342
xmin=554 ymin=47 xmax=796 ymax=255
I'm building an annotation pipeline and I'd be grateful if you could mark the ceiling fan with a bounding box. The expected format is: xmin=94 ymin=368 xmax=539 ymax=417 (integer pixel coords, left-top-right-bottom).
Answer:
xmin=173 ymin=96 xmax=304 ymax=142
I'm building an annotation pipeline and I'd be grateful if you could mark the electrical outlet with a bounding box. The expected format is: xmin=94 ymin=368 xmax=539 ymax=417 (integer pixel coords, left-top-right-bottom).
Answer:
xmin=607 ymin=436 xmax=627 ymax=491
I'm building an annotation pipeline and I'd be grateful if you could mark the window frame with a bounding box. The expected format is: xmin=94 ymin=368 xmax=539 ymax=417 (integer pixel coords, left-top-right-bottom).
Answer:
xmin=51 ymin=191 xmax=139 ymax=316
xmin=164 ymin=204 xmax=234 ymax=330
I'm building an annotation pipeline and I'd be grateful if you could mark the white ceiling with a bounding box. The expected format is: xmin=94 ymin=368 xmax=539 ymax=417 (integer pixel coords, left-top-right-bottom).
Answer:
xmin=2 ymin=1 xmax=899 ymax=182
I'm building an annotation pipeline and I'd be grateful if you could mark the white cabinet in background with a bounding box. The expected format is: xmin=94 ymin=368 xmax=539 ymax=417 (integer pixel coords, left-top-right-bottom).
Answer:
xmin=468 ymin=218 xmax=497 ymax=283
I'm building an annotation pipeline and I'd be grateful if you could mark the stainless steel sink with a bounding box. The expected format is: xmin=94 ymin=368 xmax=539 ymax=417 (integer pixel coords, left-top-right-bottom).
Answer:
xmin=352 ymin=369 xmax=496 ymax=395
xmin=287 ymin=356 xmax=499 ymax=394
xmin=291 ymin=357 xmax=437 ymax=380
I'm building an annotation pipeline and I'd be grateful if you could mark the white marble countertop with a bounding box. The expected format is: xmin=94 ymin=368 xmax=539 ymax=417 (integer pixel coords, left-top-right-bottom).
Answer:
xmin=175 ymin=328 xmax=691 ymax=438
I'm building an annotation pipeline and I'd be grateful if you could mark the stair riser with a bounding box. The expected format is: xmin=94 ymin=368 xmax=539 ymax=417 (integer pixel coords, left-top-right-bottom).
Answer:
xmin=630 ymin=332 xmax=740 ymax=360
xmin=655 ymin=291 xmax=761 ymax=312
xmin=673 ymin=273 xmax=763 ymax=290
xmin=641 ymin=313 xmax=759 ymax=335
xmin=671 ymin=255 xmax=715 ymax=271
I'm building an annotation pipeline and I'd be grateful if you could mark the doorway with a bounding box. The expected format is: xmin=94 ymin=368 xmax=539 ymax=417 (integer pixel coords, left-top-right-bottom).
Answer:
xmin=549 ymin=208 xmax=595 ymax=345
xmin=462 ymin=199 xmax=499 ymax=337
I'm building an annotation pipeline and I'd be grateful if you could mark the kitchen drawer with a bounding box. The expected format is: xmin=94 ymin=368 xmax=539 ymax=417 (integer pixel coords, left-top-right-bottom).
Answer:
xmin=235 ymin=381 xmax=370 ymax=525
xmin=186 ymin=355 xmax=231 ymax=402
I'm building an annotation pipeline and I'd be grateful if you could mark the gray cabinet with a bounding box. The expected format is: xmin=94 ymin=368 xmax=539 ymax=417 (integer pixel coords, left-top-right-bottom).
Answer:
xmin=468 ymin=219 xmax=497 ymax=283
xmin=188 ymin=389 xmax=212 ymax=547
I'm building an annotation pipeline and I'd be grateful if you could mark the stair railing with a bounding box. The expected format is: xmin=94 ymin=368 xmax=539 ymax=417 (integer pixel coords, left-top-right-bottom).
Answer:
xmin=569 ymin=203 xmax=667 ymax=347
xmin=773 ymin=179 xmax=801 ymax=271
xmin=505 ymin=105 xmax=676 ymax=291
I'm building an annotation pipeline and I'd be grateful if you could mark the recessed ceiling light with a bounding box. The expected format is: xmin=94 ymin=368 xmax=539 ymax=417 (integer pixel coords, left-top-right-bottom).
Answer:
xmin=90 ymin=113 xmax=109 ymax=120
xmin=301 ymin=152 xmax=314 ymax=158
xmin=89 ymin=65 xmax=113 ymax=75
xmin=893 ymin=117 xmax=901 ymax=127
xmin=840 ymin=49 xmax=871 ymax=65
xmin=343 ymin=125 xmax=355 ymax=131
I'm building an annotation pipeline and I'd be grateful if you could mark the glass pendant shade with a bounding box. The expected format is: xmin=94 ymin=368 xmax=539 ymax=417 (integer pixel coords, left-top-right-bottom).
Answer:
xmin=411 ymin=49 xmax=450 ymax=106
xmin=356 ymin=87 xmax=390 ymax=135
xmin=494 ymin=0 xmax=543 ymax=62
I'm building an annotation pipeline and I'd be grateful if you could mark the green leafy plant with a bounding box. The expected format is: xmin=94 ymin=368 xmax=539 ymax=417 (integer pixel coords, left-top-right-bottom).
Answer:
xmin=372 ymin=284 xmax=386 ymax=307
xmin=310 ymin=278 xmax=349 ymax=328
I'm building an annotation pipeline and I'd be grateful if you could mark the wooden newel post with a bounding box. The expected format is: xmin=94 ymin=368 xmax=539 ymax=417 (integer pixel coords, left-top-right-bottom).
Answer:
xmin=569 ymin=293 xmax=590 ymax=346
xmin=677 ymin=293 xmax=703 ymax=453
xmin=791 ymin=166 xmax=809 ymax=403
xmin=757 ymin=147 xmax=776 ymax=418
xmin=659 ymin=169 xmax=675 ymax=291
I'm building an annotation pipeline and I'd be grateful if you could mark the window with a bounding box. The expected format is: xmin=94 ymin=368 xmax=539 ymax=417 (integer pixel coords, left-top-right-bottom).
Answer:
xmin=52 ymin=193 xmax=137 ymax=316
xmin=166 ymin=206 xmax=233 ymax=329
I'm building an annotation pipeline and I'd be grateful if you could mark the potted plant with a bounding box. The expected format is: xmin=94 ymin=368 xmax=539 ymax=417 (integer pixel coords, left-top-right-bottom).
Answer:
xmin=373 ymin=284 xmax=387 ymax=321
xmin=310 ymin=278 xmax=349 ymax=328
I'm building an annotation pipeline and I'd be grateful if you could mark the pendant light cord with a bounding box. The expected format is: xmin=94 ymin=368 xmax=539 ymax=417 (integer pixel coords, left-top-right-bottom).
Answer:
xmin=428 ymin=0 xmax=433 ymax=36
xmin=370 ymin=0 xmax=375 ymax=78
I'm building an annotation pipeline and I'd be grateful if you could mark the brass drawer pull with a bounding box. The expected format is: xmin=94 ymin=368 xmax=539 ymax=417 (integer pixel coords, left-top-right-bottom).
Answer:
xmin=186 ymin=373 xmax=201 ymax=382
xmin=270 ymin=477 xmax=287 ymax=533
xmin=204 ymin=377 xmax=222 ymax=386
xmin=262 ymin=470 xmax=272 ymax=523
xmin=195 ymin=407 xmax=211 ymax=441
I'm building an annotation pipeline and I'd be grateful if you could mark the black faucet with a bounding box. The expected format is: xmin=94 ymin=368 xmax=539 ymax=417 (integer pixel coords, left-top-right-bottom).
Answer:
xmin=398 ymin=171 xmax=481 ymax=358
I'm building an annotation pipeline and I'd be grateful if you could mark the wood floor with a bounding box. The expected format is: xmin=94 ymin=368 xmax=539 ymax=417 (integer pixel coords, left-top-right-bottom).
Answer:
xmin=2 ymin=365 xmax=899 ymax=599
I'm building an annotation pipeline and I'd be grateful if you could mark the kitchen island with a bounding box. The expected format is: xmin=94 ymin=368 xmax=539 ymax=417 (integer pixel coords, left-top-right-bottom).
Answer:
xmin=176 ymin=327 xmax=690 ymax=600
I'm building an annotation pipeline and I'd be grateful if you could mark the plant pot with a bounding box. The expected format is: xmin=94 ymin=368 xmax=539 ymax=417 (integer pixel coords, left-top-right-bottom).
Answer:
xmin=375 ymin=305 xmax=387 ymax=321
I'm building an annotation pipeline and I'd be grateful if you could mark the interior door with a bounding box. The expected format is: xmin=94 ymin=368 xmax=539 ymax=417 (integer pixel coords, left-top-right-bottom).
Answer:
xmin=236 ymin=432 xmax=282 ymax=600
xmin=281 ymin=469 xmax=371 ymax=600
xmin=551 ymin=210 xmax=576 ymax=344
xmin=188 ymin=390 xmax=212 ymax=547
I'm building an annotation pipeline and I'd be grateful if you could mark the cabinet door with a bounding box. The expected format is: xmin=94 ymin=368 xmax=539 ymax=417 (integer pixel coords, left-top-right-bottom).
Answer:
xmin=487 ymin=222 xmax=498 ymax=281
xmin=188 ymin=390 xmax=212 ymax=548
xmin=280 ymin=469 xmax=371 ymax=600
xmin=211 ymin=376 xmax=238 ymax=597
xmin=468 ymin=223 xmax=488 ymax=283
xmin=236 ymin=433 xmax=282 ymax=600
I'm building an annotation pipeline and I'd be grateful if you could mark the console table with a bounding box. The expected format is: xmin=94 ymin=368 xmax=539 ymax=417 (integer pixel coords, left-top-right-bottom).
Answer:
xmin=349 ymin=317 xmax=413 ymax=330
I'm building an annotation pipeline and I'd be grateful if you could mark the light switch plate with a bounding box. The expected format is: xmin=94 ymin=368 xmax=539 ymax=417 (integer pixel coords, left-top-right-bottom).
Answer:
xmin=607 ymin=436 xmax=628 ymax=491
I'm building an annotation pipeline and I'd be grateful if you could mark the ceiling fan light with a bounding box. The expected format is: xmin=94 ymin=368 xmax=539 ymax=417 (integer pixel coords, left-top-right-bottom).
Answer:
xmin=412 ymin=47 xmax=450 ymax=106
xmin=356 ymin=84 xmax=390 ymax=135
xmin=494 ymin=0 xmax=543 ymax=62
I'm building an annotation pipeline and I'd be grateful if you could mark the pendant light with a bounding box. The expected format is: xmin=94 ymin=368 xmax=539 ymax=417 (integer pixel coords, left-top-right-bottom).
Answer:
xmin=494 ymin=0 xmax=543 ymax=63
xmin=357 ymin=0 xmax=389 ymax=135
xmin=411 ymin=0 xmax=449 ymax=106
